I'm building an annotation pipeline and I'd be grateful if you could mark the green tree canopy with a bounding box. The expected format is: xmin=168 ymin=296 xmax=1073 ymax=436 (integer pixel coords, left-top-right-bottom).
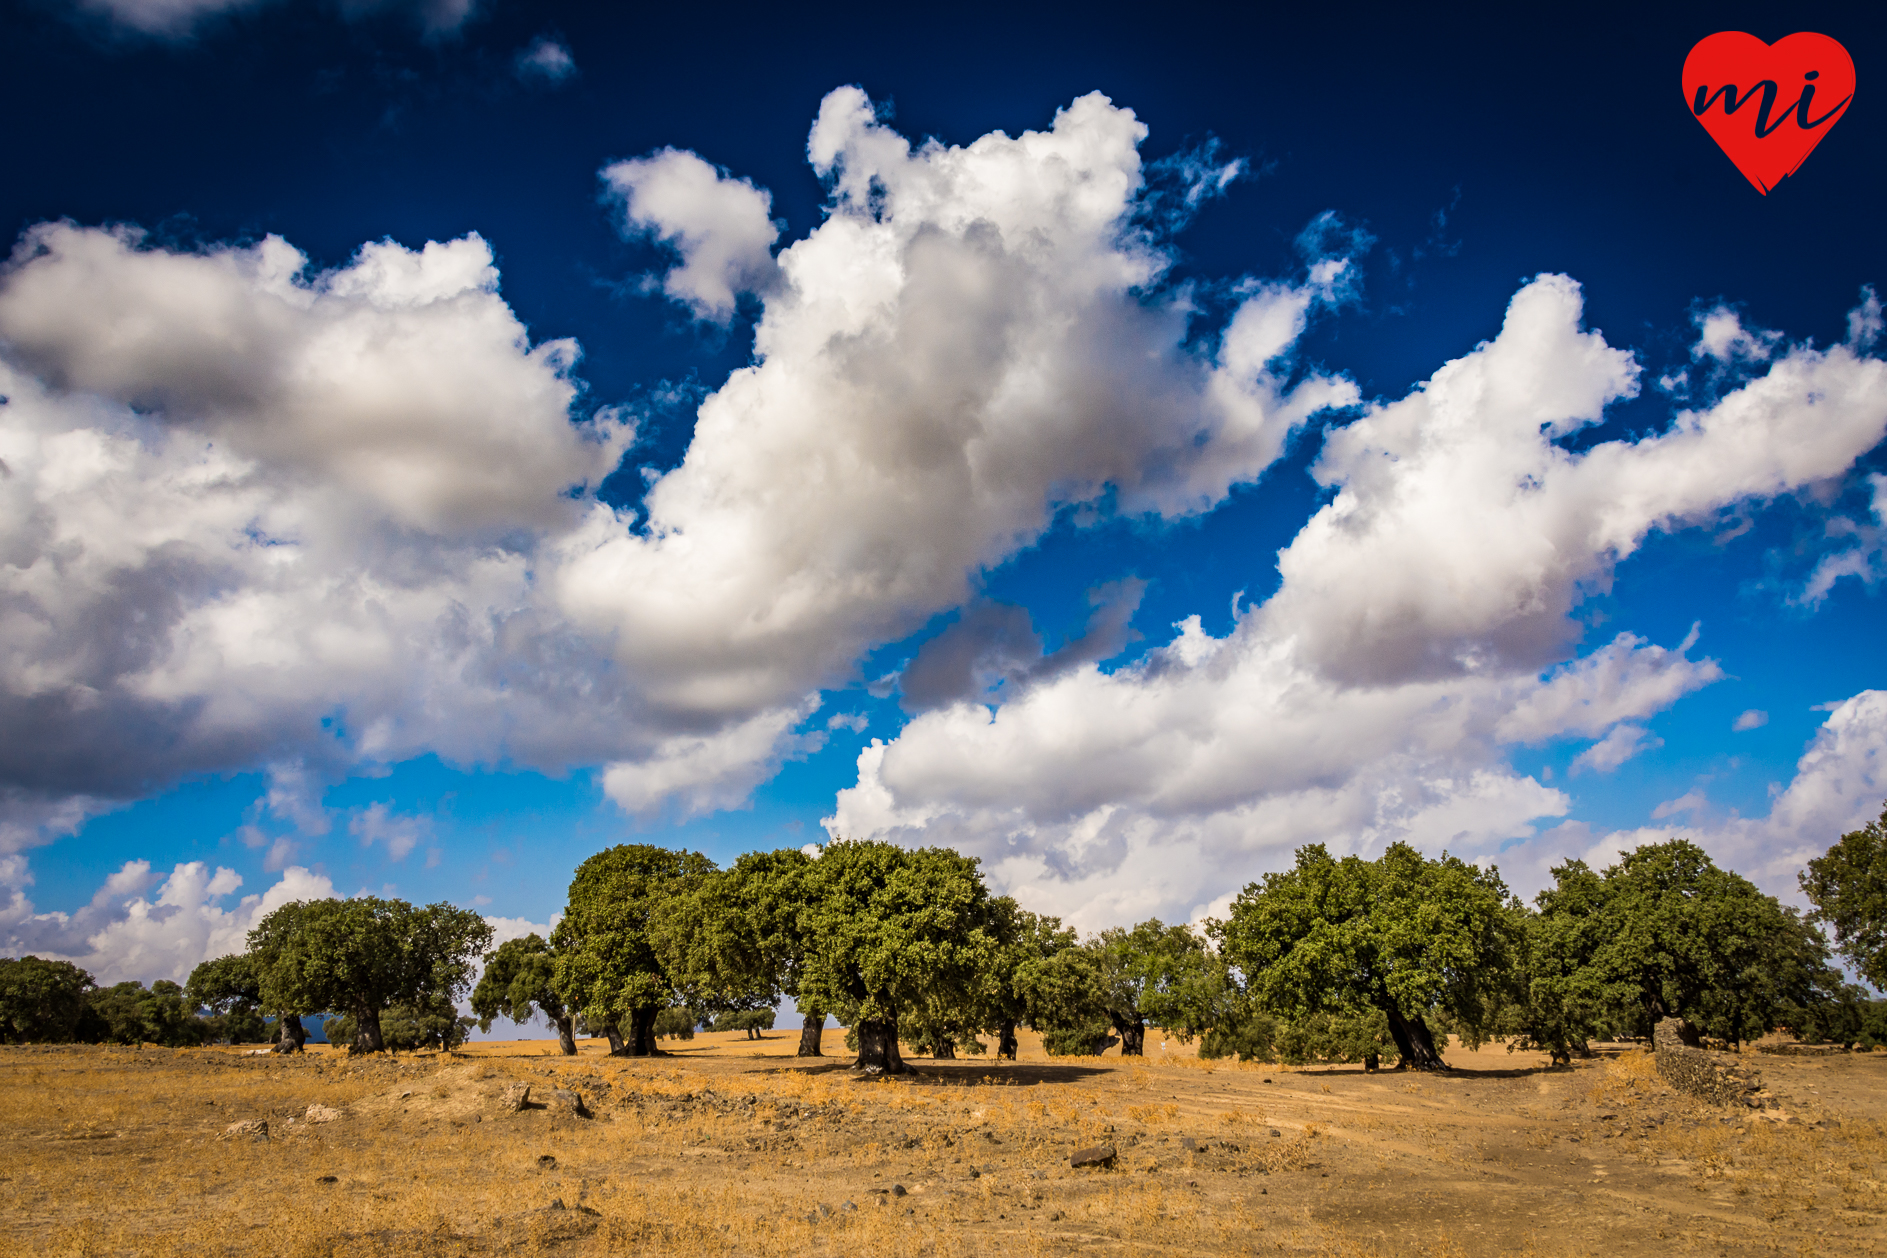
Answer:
xmin=185 ymin=953 xmax=259 ymax=1014
xmin=1215 ymin=842 xmax=1513 ymax=1070
xmin=652 ymin=847 xmax=812 ymax=1048
xmin=552 ymin=843 xmax=715 ymax=1056
xmin=246 ymin=900 xmax=329 ymax=1051
xmin=185 ymin=953 xmax=268 ymax=1044
xmin=976 ymin=899 xmax=1085 ymax=1059
xmin=88 ymin=980 xmax=207 ymax=1047
xmin=1021 ymin=942 xmax=1112 ymax=1056
xmin=1530 ymin=840 xmax=1843 ymax=1047
xmin=1090 ymin=919 xmax=1223 ymax=1057
xmin=472 ymin=933 xmax=578 ymax=1055
xmin=1803 ymin=803 xmax=1887 ymax=990
xmin=794 ymin=839 xmax=999 ymax=1074
xmin=250 ymin=896 xmax=491 ymax=1054
xmin=0 ymin=956 xmax=97 ymax=1044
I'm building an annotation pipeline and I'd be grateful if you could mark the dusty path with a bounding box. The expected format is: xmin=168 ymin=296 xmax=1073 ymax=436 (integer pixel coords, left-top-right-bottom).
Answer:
xmin=2 ymin=1033 xmax=1882 ymax=1256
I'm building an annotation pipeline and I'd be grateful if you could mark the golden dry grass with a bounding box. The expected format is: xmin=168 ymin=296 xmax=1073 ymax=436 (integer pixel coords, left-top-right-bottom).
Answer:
xmin=4 ymin=1034 xmax=1885 ymax=1256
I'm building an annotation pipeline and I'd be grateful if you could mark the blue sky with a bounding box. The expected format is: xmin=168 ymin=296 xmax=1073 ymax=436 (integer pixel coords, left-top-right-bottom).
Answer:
xmin=3 ymin=0 xmax=1885 ymax=987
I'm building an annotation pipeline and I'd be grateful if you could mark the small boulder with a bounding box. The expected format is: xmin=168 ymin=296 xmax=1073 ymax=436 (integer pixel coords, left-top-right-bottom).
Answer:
xmin=1179 ymin=1136 xmax=1198 ymax=1152
xmin=891 ymin=1184 xmax=907 ymax=1198
xmin=1071 ymin=1143 xmax=1117 ymax=1169
xmin=499 ymin=1083 xmax=531 ymax=1112
xmin=542 ymin=1089 xmax=592 ymax=1119
xmin=305 ymin=1105 xmax=341 ymax=1124
xmin=221 ymin=1120 xmax=269 ymax=1142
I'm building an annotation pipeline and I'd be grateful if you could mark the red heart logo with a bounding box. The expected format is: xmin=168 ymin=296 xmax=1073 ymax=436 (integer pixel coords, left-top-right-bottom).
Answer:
xmin=1683 ymin=31 xmax=1855 ymax=194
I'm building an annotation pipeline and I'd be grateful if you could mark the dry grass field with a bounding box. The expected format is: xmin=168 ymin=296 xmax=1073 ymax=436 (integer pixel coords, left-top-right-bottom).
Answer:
xmin=5 ymin=1029 xmax=1886 ymax=1257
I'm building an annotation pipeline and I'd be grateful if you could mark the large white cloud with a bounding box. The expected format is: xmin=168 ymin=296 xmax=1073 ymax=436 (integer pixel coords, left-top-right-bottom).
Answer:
xmin=828 ymin=278 xmax=1887 ymax=928
xmin=0 ymin=226 xmax=645 ymax=846
xmin=1 ymin=855 xmax=571 ymax=992
xmin=555 ymin=89 xmax=1355 ymax=735
xmin=0 ymin=859 xmax=336 ymax=985
xmin=0 ymin=89 xmax=1355 ymax=853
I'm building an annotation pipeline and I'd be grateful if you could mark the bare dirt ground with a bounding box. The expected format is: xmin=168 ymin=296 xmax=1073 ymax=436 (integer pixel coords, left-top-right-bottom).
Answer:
xmin=4 ymin=1029 xmax=1884 ymax=1257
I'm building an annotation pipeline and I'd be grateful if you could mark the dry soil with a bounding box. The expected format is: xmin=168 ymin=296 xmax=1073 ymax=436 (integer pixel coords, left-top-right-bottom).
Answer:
xmin=3 ymin=1029 xmax=1883 ymax=1257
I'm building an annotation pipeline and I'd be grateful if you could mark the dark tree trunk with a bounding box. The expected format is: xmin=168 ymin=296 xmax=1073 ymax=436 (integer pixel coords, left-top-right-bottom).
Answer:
xmin=1382 ymin=1006 xmax=1446 ymax=1071
xmin=272 ymin=1013 xmax=307 ymax=1054
xmin=621 ymin=1005 xmax=659 ymax=1056
xmin=1110 ymin=1013 xmax=1146 ymax=1057
xmin=932 ymin=1036 xmax=955 ymax=1060
xmin=554 ymin=1014 xmax=577 ymax=1057
xmin=853 ymin=1018 xmax=908 ymax=1074
xmin=997 ymin=1019 xmax=1018 ymax=1061
xmin=797 ymin=1010 xmax=824 ymax=1057
xmin=349 ymin=1006 xmax=385 ymax=1055
xmin=603 ymin=1022 xmax=626 ymax=1054
xmin=746 ymin=1026 xmax=761 ymax=1040
xmin=1363 ymin=1052 xmax=1380 ymax=1072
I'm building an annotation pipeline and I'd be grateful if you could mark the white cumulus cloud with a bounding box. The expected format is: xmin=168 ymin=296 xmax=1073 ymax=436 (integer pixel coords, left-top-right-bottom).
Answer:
xmin=1 ymin=860 xmax=336 ymax=985
xmin=602 ymin=149 xmax=780 ymax=323
xmin=828 ymin=278 xmax=1887 ymax=927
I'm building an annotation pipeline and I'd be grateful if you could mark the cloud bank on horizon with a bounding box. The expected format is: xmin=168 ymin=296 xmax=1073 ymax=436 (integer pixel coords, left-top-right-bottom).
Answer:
xmin=3 ymin=86 xmax=1886 ymax=980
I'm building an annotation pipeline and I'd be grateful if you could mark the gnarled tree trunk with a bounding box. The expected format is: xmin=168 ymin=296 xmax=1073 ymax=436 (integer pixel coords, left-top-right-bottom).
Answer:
xmin=797 ymin=1010 xmax=824 ymax=1057
xmin=603 ymin=1022 xmax=626 ymax=1054
xmin=931 ymin=1036 xmax=955 ymax=1060
xmin=1383 ymin=1006 xmax=1446 ymax=1071
xmin=621 ymin=1005 xmax=659 ymax=1056
xmin=997 ymin=1019 xmax=1018 ymax=1060
xmin=853 ymin=1018 xmax=907 ymax=1074
xmin=272 ymin=1013 xmax=307 ymax=1054
xmin=1110 ymin=1013 xmax=1146 ymax=1057
xmin=349 ymin=1006 xmax=385 ymax=1055
xmin=554 ymin=1014 xmax=577 ymax=1056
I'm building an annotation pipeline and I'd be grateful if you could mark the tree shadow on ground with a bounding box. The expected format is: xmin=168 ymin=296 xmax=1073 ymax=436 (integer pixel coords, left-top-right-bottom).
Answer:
xmin=744 ymin=1060 xmax=1112 ymax=1086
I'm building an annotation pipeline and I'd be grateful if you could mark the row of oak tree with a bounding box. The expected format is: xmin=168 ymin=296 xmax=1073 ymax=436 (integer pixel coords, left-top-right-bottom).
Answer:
xmin=9 ymin=811 xmax=1887 ymax=1069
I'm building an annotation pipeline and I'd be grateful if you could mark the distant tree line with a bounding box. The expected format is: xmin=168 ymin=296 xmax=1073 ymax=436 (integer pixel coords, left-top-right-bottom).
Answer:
xmin=9 ymin=807 xmax=1887 ymax=1067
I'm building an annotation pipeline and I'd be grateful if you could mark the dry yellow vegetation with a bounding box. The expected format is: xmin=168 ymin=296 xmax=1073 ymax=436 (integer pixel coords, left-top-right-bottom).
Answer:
xmin=4 ymin=1030 xmax=1885 ymax=1256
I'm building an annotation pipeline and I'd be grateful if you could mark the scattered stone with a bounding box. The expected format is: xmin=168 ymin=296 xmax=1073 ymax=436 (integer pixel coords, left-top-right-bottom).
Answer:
xmin=1180 ymin=1136 xmax=1198 ymax=1152
xmin=500 ymin=1083 xmax=531 ymax=1112
xmin=316 ymin=1175 xmax=338 ymax=1184
xmin=891 ymin=1184 xmax=907 ymax=1197
xmin=968 ymin=1168 xmax=981 ymax=1179
xmin=220 ymin=1120 xmax=268 ymax=1142
xmin=304 ymin=1105 xmax=341 ymax=1124
xmin=537 ymin=1155 xmax=557 ymax=1170
xmin=1268 ymin=1129 xmax=1282 ymax=1138
xmin=1071 ymin=1144 xmax=1117 ymax=1169
xmin=842 ymin=1201 xmax=858 ymax=1212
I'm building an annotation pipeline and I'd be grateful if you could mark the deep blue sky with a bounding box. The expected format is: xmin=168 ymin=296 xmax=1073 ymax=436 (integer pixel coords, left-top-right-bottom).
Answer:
xmin=4 ymin=0 xmax=1885 ymax=965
